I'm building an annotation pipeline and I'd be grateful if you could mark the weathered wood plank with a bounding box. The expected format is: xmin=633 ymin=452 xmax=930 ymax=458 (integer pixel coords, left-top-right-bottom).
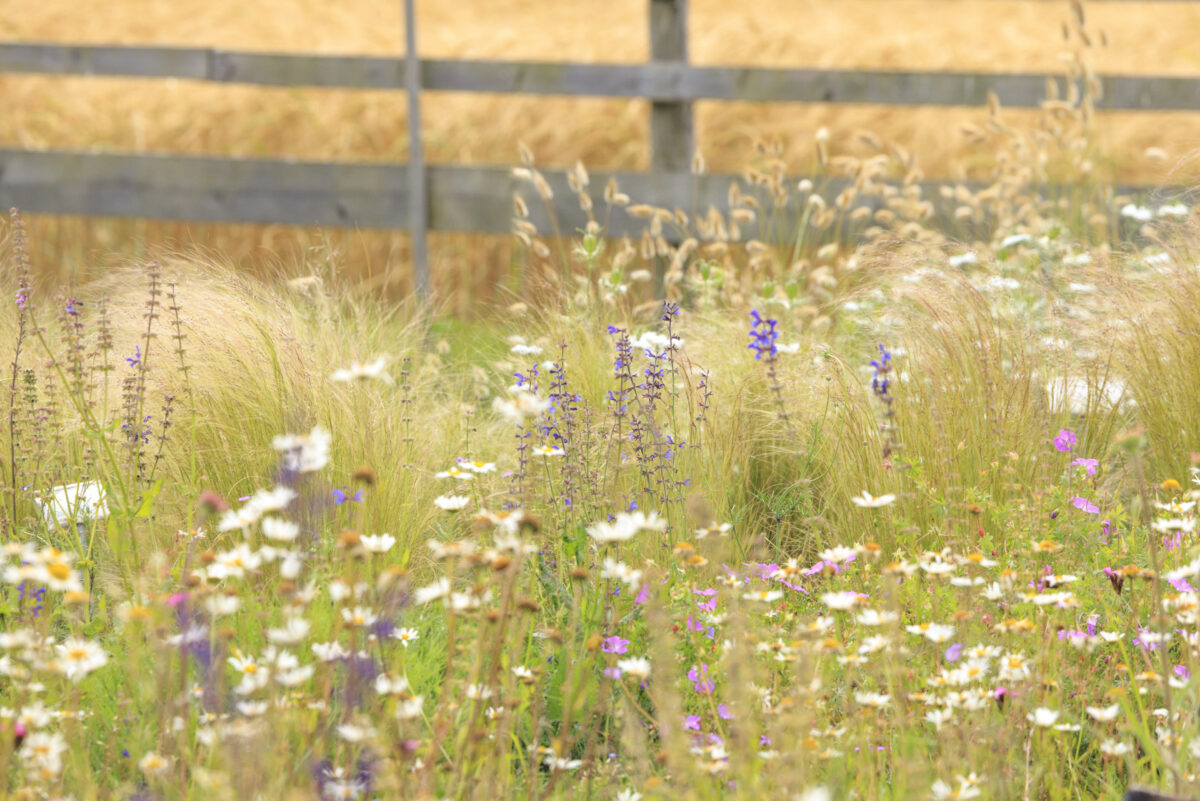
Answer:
xmin=0 ymin=150 xmax=410 ymax=227
xmin=649 ymin=0 xmax=693 ymax=173
xmin=0 ymin=149 xmax=791 ymax=238
xmin=0 ymin=149 xmax=1175 ymax=239
xmin=649 ymin=0 xmax=692 ymax=296
xmin=402 ymin=0 xmax=429 ymax=298
xmin=0 ymin=149 xmax=726 ymax=237
xmin=210 ymin=50 xmax=401 ymax=88
xmin=2 ymin=43 xmax=1198 ymax=110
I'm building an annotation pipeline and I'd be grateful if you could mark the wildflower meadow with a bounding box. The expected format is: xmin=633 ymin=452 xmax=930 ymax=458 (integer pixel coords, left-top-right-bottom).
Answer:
xmin=6 ymin=7 xmax=1200 ymax=801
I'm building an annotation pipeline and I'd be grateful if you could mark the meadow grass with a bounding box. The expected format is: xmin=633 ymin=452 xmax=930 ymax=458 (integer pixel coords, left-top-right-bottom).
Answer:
xmin=6 ymin=7 xmax=1200 ymax=798
xmin=5 ymin=153 xmax=1200 ymax=798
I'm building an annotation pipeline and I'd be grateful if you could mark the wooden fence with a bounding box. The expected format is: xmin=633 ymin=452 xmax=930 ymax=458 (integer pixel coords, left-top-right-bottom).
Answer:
xmin=0 ymin=0 xmax=1195 ymax=294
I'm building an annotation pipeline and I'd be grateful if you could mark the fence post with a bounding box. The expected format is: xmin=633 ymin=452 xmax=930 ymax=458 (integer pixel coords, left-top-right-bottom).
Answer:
xmin=648 ymin=0 xmax=691 ymax=297
xmin=403 ymin=0 xmax=430 ymax=299
xmin=648 ymin=0 xmax=693 ymax=172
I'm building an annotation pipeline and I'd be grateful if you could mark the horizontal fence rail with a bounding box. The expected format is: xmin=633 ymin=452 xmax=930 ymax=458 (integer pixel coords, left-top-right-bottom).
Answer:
xmin=2 ymin=42 xmax=1200 ymax=110
xmin=0 ymin=149 xmax=1171 ymax=239
xmin=0 ymin=149 xmax=759 ymax=237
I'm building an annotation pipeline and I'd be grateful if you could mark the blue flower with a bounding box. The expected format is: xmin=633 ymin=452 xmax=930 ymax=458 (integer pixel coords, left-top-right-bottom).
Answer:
xmin=748 ymin=310 xmax=779 ymax=360
xmin=332 ymin=488 xmax=364 ymax=504
xmin=869 ymin=344 xmax=892 ymax=395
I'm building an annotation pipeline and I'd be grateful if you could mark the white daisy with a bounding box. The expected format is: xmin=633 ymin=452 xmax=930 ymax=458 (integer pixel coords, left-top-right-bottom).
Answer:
xmin=331 ymin=357 xmax=393 ymax=385
xmin=851 ymin=491 xmax=896 ymax=508
xmin=1027 ymin=707 xmax=1060 ymax=727
xmin=434 ymin=495 xmax=471 ymax=511
xmin=261 ymin=516 xmax=300 ymax=542
xmin=54 ymin=638 xmax=108 ymax=682
xmin=617 ymin=657 xmax=652 ymax=680
xmin=361 ymin=534 xmax=396 ymax=553
xmin=272 ymin=425 xmax=331 ymax=474
xmin=392 ymin=627 xmax=419 ymax=647
xmin=1086 ymin=704 xmax=1121 ymax=722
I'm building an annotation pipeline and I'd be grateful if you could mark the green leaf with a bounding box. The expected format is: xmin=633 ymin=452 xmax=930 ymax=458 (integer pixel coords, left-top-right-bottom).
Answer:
xmin=134 ymin=478 xmax=166 ymax=518
xmin=81 ymin=420 xmax=121 ymax=440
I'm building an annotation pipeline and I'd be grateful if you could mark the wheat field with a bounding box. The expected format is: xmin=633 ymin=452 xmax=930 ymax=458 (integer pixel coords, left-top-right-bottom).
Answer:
xmin=3 ymin=0 xmax=1200 ymax=300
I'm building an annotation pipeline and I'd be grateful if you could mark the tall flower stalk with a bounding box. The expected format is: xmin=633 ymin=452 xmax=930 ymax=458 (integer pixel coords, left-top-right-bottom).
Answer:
xmin=870 ymin=344 xmax=898 ymax=462
xmin=748 ymin=310 xmax=796 ymax=438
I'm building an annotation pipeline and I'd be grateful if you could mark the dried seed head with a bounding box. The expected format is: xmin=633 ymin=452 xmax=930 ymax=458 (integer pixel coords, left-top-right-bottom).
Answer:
xmin=338 ymin=530 xmax=362 ymax=549
xmin=352 ymin=466 xmax=377 ymax=487
xmin=604 ymin=177 xmax=619 ymax=204
xmin=518 ymin=597 xmax=540 ymax=613
xmin=815 ymin=129 xmax=829 ymax=167
xmin=532 ymin=172 xmax=554 ymax=201
xmin=197 ymin=490 xmax=229 ymax=516
xmin=1144 ymin=146 xmax=1168 ymax=164
xmin=378 ymin=566 xmax=408 ymax=591
xmin=570 ymin=567 xmax=588 ymax=581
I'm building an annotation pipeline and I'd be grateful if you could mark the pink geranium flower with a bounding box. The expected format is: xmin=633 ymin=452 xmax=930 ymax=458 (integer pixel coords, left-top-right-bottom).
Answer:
xmin=1071 ymin=496 xmax=1099 ymax=514
xmin=1053 ymin=429 xmax=1077 ymax=452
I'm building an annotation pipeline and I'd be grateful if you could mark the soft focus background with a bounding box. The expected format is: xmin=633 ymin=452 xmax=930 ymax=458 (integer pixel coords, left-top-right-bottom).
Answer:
xmin=3 ymin=0 xmax=1200 ymax=306
xmin=9 ymin=5 xmax=1200 ymax=798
